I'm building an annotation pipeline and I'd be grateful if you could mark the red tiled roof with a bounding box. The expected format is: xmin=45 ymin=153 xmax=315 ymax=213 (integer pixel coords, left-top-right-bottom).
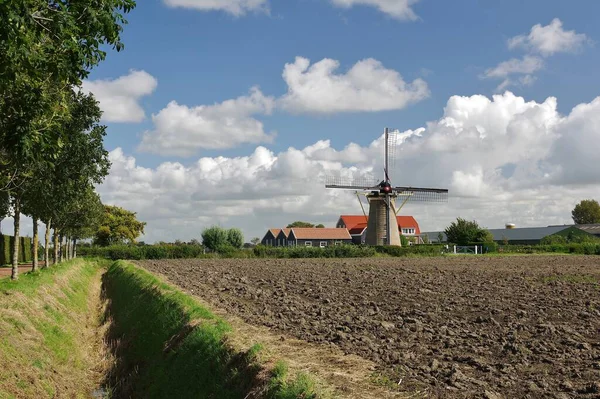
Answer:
xmin=339 ymin=215 xmax=368 ymax=229
xmin=349 ymin=223 xmax=367 ymax=235
xmin=397 ymin=216 xmax=420 ymax=234
xmin=279 ymin=228 xmax=292 ymax=238
xmin=338 ymin=215 xmax=420 ymax=234
xmin=291 ymin=228 xmax=351 ymax=240
xmin=269 ymin=228 xmax=281 ymax=236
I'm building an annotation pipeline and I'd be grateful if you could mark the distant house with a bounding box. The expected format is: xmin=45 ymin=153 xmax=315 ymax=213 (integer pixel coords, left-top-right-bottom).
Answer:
xmin=261 ymin=229 xmax=281 ymax=246
xmin=575 ymin=224 xmax=600 ymax=238
xmin=287 ymin=228 xmax=352 ymax=247
xmin=349 ymin=223 xmax=367 ymax=245
xmin=275 ymin=228 xmax=292 ymax=246
xmin=336 ymin=215 xmax=421 ymax=240
xmin=422 ymin=225 xmax=597 ymax=245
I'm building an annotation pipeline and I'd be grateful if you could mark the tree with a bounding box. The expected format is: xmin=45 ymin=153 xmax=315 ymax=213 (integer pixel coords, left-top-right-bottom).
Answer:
xmin=444 ymin=218 xmax=493 ymax=245
xmin=287 ymin=221 xmax=315 ymax=228
xmin=1 ymin=1 xmax=135 ymax=279
xmin=201 ymin=226 xmax=228 ymax=252
xmin=94 ymin=205 xmax=146 ymax=246
xmin=227 ymin=228 xmax=244 ymax=249
xmin=572 ymin=199 xmax=600 ymax=225
xmin=250 ymin=237 xmax=261 ymax=246
xmin=315 ymin=224 xmax=325 ymax=228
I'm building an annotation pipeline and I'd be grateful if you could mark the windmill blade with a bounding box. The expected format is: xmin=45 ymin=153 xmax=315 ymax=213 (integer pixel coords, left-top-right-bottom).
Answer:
xmin=393 ymin=186 xmax=448 ymax=203
xmin=325 ymin=176 xmax=380 ymax=190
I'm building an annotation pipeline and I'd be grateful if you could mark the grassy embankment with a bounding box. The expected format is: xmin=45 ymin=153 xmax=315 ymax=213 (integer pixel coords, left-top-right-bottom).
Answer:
xmin=103 ymin=260 xmax=322 ymax=398
xmin=0 ymin=259 xmax=106 ymax=398
xmin=0 ymin=259 xmax=323 ymax=398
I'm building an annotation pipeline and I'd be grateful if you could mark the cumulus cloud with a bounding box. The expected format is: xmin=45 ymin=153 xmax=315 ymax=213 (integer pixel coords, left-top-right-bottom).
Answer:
xmin=330 ymin=0 xmax=420 ymax=20
xmin=163 ymin=0 xmax=268 ymax=16
xmin=81 ymin=70 xmax=157 ymax=123
xmin=484 ymin=56 xmax=543 ymax=79
xmin=484 ymin=19 xmax=587 ymax=90
xmin=508 ymin=18 xmax=589 ymax=56
xmin=279 ymin=57 xmax=429 ymax=114
xmin=97 ymin=92 xmax=600 ymax=243
xmin=138 ymin=87 xmax=276 ymax=157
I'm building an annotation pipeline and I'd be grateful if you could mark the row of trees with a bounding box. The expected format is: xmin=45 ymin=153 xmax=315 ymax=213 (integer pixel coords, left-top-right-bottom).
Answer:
xmin=1 ymin=1 xmax=137 ymax=279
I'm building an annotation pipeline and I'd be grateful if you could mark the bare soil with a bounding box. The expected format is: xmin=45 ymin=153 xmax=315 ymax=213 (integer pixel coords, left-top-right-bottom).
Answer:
xmin=0 ymin=265 xmax=33 ymax=278
xmin=138 ymin=256 xmax=600 ymax=399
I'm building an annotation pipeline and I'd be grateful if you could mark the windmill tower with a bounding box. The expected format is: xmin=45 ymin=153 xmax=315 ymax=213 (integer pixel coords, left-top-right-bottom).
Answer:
xmin=326 ymin=128 xmax=448 ymax=246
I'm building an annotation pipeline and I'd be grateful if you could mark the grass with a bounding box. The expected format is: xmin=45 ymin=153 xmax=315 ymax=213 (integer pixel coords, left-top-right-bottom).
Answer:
xmin=0 ymin=259 xmax=103 ymax=398
xmin=103 ymin=260 xmax=324 ymax=398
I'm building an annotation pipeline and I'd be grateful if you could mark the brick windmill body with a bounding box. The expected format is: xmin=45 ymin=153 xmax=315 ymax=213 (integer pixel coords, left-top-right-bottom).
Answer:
xmin=326 ymin=128 xmax=448 ymax=246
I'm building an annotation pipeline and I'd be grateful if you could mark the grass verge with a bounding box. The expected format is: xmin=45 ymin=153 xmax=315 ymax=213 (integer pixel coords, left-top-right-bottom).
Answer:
xmin=0 ymin=259 xmax=104 ymax=398
xmin=103 ymin=260 xmax=323 ymax=398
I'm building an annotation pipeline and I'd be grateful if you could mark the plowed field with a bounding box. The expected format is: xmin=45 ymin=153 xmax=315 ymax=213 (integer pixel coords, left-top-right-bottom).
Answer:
xmin=139 ymin=256 xmax=600 ymax=398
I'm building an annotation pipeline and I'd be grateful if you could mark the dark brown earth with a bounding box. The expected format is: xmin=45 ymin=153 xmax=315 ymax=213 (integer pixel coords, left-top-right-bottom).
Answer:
xmin=0 ymin=265 xmax=33 ymax=278
xmin=138 ymin=256 xmax=600 ymax=399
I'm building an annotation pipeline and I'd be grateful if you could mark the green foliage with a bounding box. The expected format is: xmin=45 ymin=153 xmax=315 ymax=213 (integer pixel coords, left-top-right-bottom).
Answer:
xmin=253 ymin=245 xmax=376 ymax=258
xmin=0 ymin=234 xmax=31 ymax=265
xmin=202 ymin=226 xmax=229 ymax=252
xmin=104 ymin=261 xmax=314 ymax=398
xmin=226 ymin=228 xmax=244 ymax=249
xmin=286 ymin=221 xmax=316 ymax=228
xmin=267 ymin=361 xmax=318 ymax=399
xmin=250 ymin=237 xmax=261 ymax=246
xmin=315 ymin=224 xmax=325 ymax=228
xmin=94 ymin=205 xmax=146 ymax=246
xmin=444 ymin=218 xmax=492 ymax=245
xmin=79 ymin=244 xmax=206 ymax=261
xmin=400 ymin=235 xmax=409 ymax=246
xmin=498 ymin=243 xmax=600 ymax=255
xmin=373 ymin=245 xmax=447 ymax=257
xmin=572 ymin=199 xmax=600 ymax=224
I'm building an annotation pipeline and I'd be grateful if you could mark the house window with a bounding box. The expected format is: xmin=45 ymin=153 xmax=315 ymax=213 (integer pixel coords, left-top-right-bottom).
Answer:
xmin=334 ymin=241 xmax=342 ymax=246
xmin=402 ymin=228 xmax=416 ymax=235
xmin=320 ymin=241 xmax=327 ymax=248
xmin=305 ymin=242 xmax=312 ymax=247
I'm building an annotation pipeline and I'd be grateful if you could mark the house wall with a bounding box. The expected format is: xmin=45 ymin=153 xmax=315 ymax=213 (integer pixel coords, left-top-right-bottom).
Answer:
xmin=275 ymin=232 xmax=289 ymax=246
xmin=289 ymin=239 xmax=352 ymax=247
xmin=261 ymin=232 xmax=277 ymax=246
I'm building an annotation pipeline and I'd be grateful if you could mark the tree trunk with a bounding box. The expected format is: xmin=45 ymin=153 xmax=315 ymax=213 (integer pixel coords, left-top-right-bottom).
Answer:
xmin=73 ymin=238 xmax=77 ymax=258
xmin=53 ymin=229 xmax=59 ymax=264
xmin=11 ymin=198 xmax=20 ymax=280
xmin=66 ymin=236 xmax=71 ymax=261
xmin=32 ymin=217 xmax=39 ymax=272
xmin=44 ymin=219 xmax=51 ymax=268
xmin=59 ymin=234 xmax=64 ymax=263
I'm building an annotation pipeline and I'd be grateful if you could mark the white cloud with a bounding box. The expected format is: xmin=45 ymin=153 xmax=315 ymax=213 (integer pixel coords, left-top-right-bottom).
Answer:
xmin=484 ymin=56 xmax=543 ymax=79
xmin=330 ymin=0 xmax=420 ymax=20
xmin=508 ymin=18 xmax=588 ymax=56
xmin=163 ymin=0 xmax=268 ymax=16
xmin=138 ymin=87 xmax=276 ymax=157
xmin=484 ymin=19 xmax=588 ymax=90
xmin=81 ymin=70 xmax=157 ymax=123
xmin=279 ymin=57 xmax=429 ymax=114
xmin=98 ymin=92 xmax=600 ymax=243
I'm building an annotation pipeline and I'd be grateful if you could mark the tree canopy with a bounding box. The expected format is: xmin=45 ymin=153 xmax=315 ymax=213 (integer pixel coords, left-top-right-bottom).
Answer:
xmin=286 ymin=221 xmax=325 ymax=228
xmin=444 ymin=218 xmax=494 ymax=245
xmin=201 ymin=226 xmax=228 ymax=252
xmin=227 ymin=228 xmax=244 ymax=249
xmin=572 ymin=199 xmax=600 ymax=225
xmin=94 ymin=205 xmax=146 ymax=246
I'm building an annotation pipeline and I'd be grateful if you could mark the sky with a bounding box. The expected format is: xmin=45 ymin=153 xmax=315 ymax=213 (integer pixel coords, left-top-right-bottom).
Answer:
xmin=6 ymin=0 xmax=600 ymax=243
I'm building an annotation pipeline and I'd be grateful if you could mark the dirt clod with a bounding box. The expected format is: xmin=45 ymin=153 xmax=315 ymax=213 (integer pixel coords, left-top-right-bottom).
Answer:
xmin=138 ymin=256 xmax=600 ymax=398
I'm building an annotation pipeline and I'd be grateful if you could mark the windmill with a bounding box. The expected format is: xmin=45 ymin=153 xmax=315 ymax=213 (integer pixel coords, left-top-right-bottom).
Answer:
xmin=326 ymin=128 xmax=448 ymax=246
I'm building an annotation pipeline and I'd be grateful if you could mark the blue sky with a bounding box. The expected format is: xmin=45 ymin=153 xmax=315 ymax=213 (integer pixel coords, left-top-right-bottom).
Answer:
xmin=91 ymin=0 xmax=600 ymax=166
xmin=40 ymin=0 xmax=598 ymax=242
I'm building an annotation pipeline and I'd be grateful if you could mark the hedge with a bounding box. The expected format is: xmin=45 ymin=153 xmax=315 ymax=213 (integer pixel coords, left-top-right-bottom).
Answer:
xmin=253 ymin=244 xmax=377 ymax=258
xmin=0 ymin=234 xmax=32 ymax=265
xmin=78 ymin=244 xmax=207 ymax=261
xmin=498 ymin=243 xmax=600 ymax=255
